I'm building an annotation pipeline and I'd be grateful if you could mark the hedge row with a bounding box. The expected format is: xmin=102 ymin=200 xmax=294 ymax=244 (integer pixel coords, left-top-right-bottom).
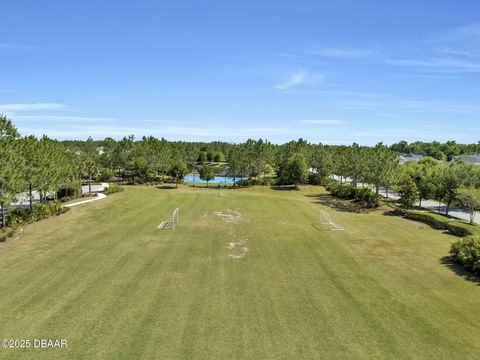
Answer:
xmin=0 ymin=228 xmax=15 ymax=243
xmin=450 ymin=236 xmax=480 ymax=274
xmin=0 ymin=201 xmax=69 ymax=242
xmin=103 ymin=184 xmax=124 ymax=195
xmin=324 ymin=181 xmax=378 ymax=208
xmin=9 ymin=202 xmax=69 ymax=227
xmin=393 ymin=207 xmax=479 ymax=237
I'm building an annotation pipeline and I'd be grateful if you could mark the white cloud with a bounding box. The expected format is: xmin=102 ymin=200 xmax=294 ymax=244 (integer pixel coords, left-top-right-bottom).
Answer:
xmin=301 ymin=119 xmax=347 ymax=125
xmin=275 ymin=71 xmax=309 ymax=90
xmin=385 ymin=58 xmax=480 ymax=73
xmin=275 ymin=71 xmax=325 ymax=90
xmin=18 ymin=124 xmax=309 ymax=140
xmin=0 ymin=103 xmax=66 ymax=111
xmin=308 ymin=45 xmax=374 ymax=59
xmin=13 ymin=115 xmax=114 ymax=122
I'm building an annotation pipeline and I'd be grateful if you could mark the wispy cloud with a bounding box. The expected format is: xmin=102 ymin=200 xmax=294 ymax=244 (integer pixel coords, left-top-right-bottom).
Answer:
xmin=384 ymin=23 xmax=480 ymax=74
xmin=433 ymin=23 xmax=480 ymax=44
xmin=433 ymin=47 xmax=478 ymax=58
xmin=385 ymin=58 xmax=480 ymax=73
xmin=13 ymin=115 xmax=114 ymax=122
xmin=0 ymin=103 xmax=66 ymax=111
xmin=18 ymin=124 xmax=310 ymax=140
xmin=301 ymin=119 xmax=347 ymax=125
xmin=275 ymin=71 xmax=309 ymax=90
xmin=307 ymin=45 xmax=374 ymax=59
xmin=274 ymin=71 xmax=324 ymax=90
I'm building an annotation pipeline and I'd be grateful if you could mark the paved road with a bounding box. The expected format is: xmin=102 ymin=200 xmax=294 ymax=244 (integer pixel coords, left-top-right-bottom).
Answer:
xmin=13 ymin=183 xmax=109 ymax=208
xmin=381 ymin=189 xmax=479 ymax=225
xmin=330 ymin=175 xmax=479 ymax=224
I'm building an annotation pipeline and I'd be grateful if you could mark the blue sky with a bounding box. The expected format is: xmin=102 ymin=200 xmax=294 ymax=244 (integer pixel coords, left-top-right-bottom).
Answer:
xmin=1 ymin=0 xmax=479 ymax=144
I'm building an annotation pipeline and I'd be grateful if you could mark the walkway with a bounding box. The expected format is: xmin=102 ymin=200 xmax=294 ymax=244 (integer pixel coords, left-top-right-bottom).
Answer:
xmin=329 ymin=175 xmax=479 ymax=224
xmin=65 ymin=193 xmax=107 ymax=207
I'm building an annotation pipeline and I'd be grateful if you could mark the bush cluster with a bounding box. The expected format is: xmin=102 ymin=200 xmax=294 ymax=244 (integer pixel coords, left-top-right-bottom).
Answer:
xmin=103 ymin=184 xmax=124 ymax=195
xmin=0 ymin=228 xmax=15 ymax=242
xmin=324 ymin=181 xmax=378 ymax=208
xmin=307 ymin=173 xmax=328 ymax=185
xmin=0 ymin=202 xmax=70 ymax=242
xmin=393 ymin=208 xmax=478 ymax=237
xmin=236 ymin=178 xmax=275 ymax=187
xmin=9 ymin=202 xmax=69 ymax=228
xmin=450 ymin=236 xmax=480 ymax=274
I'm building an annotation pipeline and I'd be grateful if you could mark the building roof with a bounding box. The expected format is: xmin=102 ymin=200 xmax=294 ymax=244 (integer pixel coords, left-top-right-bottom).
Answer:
xmin=398 ymin=153 xmax=423 ymax=164
xmin=456 ymin=153 xmax=480 ymax=165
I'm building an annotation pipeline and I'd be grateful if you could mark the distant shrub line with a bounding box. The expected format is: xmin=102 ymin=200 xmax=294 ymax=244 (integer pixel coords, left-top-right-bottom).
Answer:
xmin=0 ymin=202 xmax=69 ymax=243
xmin=324 ymin=181 xmax=378 ymax=208
xmin=103 ymin=184 xmax=124 ymax=195
xmin=391 ymin=206 xmax=480 ymax=277
xmin=392 ymin=207 xmax=479 ymax=238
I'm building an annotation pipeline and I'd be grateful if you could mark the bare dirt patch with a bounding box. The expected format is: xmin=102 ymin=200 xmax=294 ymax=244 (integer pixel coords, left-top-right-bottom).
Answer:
xmin=213 ymin=208 xmax=247 ymax=223
xmin=226 ymin=238 xmax=249 ymax=260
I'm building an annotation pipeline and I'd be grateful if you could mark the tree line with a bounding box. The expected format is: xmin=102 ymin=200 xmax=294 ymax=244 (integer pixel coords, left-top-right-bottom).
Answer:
xmin=1 ymin=114 xmax=480 ymax=227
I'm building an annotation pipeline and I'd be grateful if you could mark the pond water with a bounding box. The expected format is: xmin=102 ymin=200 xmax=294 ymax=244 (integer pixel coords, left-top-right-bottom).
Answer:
xmin=184 ymin=175 xmax=246 ymax=184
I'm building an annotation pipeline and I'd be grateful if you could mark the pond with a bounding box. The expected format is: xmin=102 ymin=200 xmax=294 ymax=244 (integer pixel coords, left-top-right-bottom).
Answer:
xmin=184 ymin=175 xmax=246 ymax=184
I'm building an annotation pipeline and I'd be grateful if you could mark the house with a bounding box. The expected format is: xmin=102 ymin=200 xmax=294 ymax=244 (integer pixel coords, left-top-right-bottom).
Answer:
xmin=455 ymin=153 xmax=480 ymax=166
xmin=398 ymin=153 xmax=423 ymax=165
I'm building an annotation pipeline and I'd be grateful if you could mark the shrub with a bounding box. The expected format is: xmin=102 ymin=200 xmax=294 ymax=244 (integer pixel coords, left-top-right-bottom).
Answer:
xmin=328 ymin=183 xmax=356 ymax=199
xmin=97 ymin=169 xmax=116 ymax=182
xmin=7 ymin=201 xmax=69 ymax=228
xmin=403 ymin=210 xmax=448 ymax=230
xmin=307 ymin=173 xmax=323 ymax=185
xmin=356 ymin=187 xmax=377 ymax=208
xmin=103 ymin=184 xmax=124 ymax=195
xmin=393 ymin=207 xmax=479 ymax=237
xmin=450 ymin=236 xmax=480 ymax=273
xmin=0 ymin=228 xmax=15 ymax=242
xmin=447 ymin=222 xmax=475 ymax=237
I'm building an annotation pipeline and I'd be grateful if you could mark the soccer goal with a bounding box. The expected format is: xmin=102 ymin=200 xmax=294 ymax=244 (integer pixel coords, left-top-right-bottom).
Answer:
xmin=319 ymin=210 xmax=343 ymax=231
xmin=157 ymin=208 xmax=179 ymax=230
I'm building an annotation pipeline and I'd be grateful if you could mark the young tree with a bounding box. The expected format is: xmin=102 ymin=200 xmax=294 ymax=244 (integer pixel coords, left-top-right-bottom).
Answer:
xmin=278 ymin=153 xmax=307 ymax=188
xmin=169 ymin=161 xmax=187 ymax=188
xmin=213 ymin=151 xmax=225 ymax=162
xmin=365 ymin=143 xmax=399 ymax=204
xmin=0 ymin=115 xmax=22 ymax=227
xmin=199 ymin=166 xmax=215 ymax=187
xmin=21 ymin=136 xmax=41 ymax=210
xmin=311 ymin=145 xmax=334 ymax=185
xmin=288 ymin=153 xmax=307 ymax=188
xmin=435 ymin=163 xmax=461 ymax=215
xmin=397 ymin=177 xmax=419 ymax=209
xmin=347 ymin=143 xmax=366 ymax=189
xmin=413 ymin=157 xmax=439 ymax=206
xmin=197 ymin=151 xmax=207 ymax=163
xmin=456 ymin=187 xmax=480 ymax=224
xmin=79 ymin=137 xmax=100 ymax=194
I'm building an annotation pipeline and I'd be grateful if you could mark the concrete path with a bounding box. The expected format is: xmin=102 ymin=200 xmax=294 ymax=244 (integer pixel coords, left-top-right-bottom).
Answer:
xmin=65 ymin=193 xmax=107 ymax=207
xmin=381 ymin=189 xmax=479 ymax=225
xmin=329 ymin=175 xmax=479 ymax=224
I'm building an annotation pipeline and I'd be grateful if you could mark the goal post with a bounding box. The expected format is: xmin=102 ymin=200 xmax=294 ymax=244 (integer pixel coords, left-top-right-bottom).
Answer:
xmin=172 ymin=208 xmax=179 ymax=227
xmin=319 ymin=210 xmax=343 ymax=231
xmin=158 ymin=208 xmax=179 ymax=230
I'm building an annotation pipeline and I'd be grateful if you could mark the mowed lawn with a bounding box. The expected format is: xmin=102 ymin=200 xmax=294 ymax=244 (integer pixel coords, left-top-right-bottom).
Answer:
xmin=0 ymin=186 xmax=479 ymax=359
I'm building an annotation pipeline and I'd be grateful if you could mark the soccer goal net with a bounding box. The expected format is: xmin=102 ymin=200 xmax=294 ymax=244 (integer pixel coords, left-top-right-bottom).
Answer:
xmin=319 ymin=210 xmax=343 ymax=231
xmin=158 ymin=208 xmax=179 ymax=230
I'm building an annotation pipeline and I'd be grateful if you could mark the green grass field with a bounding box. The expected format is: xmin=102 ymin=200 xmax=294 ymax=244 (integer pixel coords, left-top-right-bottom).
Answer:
xmin=1 ymin=186 xmax=479 ymax=359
